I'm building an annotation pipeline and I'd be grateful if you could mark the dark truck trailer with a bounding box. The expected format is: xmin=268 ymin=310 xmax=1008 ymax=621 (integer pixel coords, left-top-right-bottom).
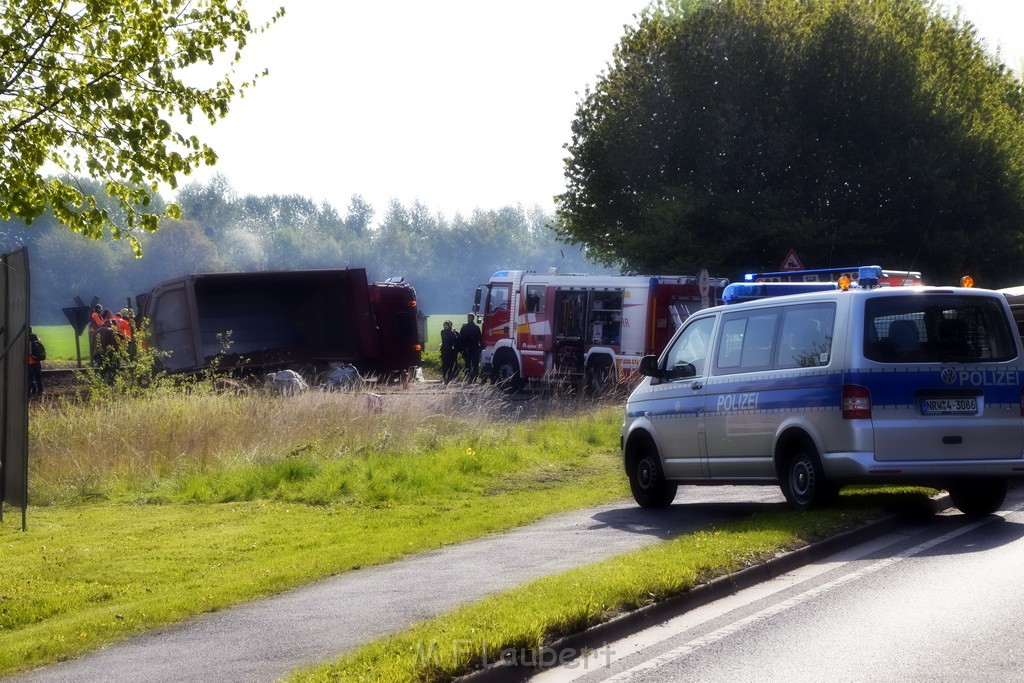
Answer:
xmin=135 ymin=268 xmax=422 ymax=376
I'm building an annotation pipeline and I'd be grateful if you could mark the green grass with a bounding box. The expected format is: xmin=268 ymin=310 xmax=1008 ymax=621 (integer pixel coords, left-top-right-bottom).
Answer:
xmin=1 ymin=402 xmax=627 ymax=675
xmin=423 ymin=313 xmax=464 ymax=350
xmin=292 ymin=489 xmax=928 ymax=682
xmin=6 ymin=380 xmax=937 ymax=680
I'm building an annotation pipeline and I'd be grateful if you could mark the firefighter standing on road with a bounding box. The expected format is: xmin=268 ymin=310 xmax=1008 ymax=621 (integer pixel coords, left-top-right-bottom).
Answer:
xmin=459 ymin=313 xmax=483 ymax=383
xmin=439 ymin=320 xmax=460 ymax=384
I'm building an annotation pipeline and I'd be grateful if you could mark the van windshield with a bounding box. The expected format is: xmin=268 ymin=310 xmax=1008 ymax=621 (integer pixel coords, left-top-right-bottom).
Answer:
xmin=863 ymin=294 xmax=1018 ymax=363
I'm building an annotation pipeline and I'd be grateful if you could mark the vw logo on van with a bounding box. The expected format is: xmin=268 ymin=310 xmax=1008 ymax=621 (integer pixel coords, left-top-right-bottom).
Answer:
xmin=940 ymin=367 xmax=958 ymax=385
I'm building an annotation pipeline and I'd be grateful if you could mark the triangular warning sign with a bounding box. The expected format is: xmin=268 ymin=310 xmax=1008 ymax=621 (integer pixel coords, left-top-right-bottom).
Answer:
xmin=780 ymin=249 xmax=804 ymax=271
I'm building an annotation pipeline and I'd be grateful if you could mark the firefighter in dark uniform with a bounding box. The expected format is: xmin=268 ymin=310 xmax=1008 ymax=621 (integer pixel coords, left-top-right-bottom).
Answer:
xmin=459 ymin=313 xmax=483 ymax=383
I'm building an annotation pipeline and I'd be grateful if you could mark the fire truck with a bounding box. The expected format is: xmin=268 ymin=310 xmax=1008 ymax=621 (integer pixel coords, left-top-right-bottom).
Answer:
xmin=744 ymin=265 xmax=923 ymax=287
xmin=472 ymin=269 xmax=729 ymax=391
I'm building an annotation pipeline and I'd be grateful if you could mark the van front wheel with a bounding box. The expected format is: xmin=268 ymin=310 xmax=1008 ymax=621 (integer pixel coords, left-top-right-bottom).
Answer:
xmin=781 ymin=448 xmax=836 ymax=510
xmin=628 ymin=451 xmax=677 ymax=509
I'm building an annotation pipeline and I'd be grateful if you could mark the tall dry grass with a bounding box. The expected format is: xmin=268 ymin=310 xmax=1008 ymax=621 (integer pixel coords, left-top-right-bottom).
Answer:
xmin=29 ymin=383 xmax=616 ymax=505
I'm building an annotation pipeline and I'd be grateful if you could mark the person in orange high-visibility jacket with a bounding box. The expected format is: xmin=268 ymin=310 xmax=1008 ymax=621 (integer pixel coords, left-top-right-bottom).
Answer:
xmin=114 ymin=310 xmax=132 ymax=340
xmin=88 ymin=304 xmax=104 ymax=335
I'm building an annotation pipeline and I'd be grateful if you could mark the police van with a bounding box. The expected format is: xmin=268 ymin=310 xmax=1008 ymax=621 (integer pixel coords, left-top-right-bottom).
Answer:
xmin=622 ymin=267 xmax=1024 ymax=516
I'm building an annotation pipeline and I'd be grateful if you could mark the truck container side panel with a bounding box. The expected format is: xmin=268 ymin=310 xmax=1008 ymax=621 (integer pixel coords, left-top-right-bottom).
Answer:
xmin=149 ymin=285 xmax=197 ymax=371
xmin=193 ymin=272 xmax=364 ymax=365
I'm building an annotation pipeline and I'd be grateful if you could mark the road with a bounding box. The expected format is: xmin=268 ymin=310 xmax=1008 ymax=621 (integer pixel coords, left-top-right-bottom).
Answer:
xmin=535 ymin=484 xmax=1024 ymax=682
xmin=9 ymin=487 xmax=788 ymax=683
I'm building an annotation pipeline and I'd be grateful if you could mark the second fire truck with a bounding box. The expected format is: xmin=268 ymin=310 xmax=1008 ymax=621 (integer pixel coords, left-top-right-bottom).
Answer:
xmin=472 ymin=269 xmax=728 ymax=391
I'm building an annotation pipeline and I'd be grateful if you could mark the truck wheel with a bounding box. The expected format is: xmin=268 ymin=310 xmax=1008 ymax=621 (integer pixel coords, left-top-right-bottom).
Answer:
xmin=628 ymin=448 xmax=677 ymax=508
xmin=780 ymin=446 xmax=836 ymax=510
xmin=948 ymin=478 xmax=1007 ymax=516
xmin=585 ymin=357 xmax=614 ymax=396
xmin=492 ymin=352 xmax=523 ymax=393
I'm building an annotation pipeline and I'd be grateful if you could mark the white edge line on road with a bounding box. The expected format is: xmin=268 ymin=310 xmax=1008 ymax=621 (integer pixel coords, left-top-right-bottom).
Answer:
xmin=537 ymin=503 xmax=1022 ymax=683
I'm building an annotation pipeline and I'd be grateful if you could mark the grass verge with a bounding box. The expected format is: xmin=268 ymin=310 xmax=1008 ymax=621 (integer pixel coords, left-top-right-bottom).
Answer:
xmin=291 ymin=490 xmax=929 ymax=682
xmin=1 ymin=393 xmax=626 ymax=675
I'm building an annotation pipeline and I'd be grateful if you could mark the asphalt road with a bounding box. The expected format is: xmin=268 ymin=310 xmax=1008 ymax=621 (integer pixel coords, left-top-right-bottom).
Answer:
xmin=535 ymin=485 xmax=1024 ymax=682
xmin=10 ymin=486 xmax=789 ymax=683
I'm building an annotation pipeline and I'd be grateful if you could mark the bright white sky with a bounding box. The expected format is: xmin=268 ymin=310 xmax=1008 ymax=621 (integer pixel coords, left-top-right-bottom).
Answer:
xmin=183 ymin=0 xmax=1024 ymax=220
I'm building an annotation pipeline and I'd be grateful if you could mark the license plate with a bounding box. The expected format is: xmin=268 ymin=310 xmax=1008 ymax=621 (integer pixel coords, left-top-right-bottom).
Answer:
xmin=920 ymin=397 xmax=978 ymax=415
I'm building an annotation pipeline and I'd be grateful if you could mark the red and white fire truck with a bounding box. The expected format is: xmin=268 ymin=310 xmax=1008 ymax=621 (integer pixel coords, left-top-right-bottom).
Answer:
xmin=472 ymin=269 xmax=729 ymax=391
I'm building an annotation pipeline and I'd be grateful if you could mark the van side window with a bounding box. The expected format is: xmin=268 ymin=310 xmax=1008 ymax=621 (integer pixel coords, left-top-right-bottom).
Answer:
xmin=864 ymin=295 xmax=1018 ymax=363
xmin=664 ymin=317 xmax=715 ymax=377
xmin=715 ymin=311 xmax=779 ymax=374
xmin=776 ymin=304 xmax=836 ymax=368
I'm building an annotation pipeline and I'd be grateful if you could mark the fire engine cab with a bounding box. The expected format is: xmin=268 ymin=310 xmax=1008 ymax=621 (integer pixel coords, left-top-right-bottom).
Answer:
xmin=472 ymin=269 xmax=729 ymax=391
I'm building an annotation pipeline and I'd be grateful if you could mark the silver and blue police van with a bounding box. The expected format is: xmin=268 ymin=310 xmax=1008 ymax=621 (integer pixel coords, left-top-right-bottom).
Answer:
xmin=622 ymin=267 xmax=1024 ymax=516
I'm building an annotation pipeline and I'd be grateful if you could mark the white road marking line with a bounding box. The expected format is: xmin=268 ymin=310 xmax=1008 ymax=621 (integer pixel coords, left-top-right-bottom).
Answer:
xmin=537 ymin=502 xmax=1023 ymax=682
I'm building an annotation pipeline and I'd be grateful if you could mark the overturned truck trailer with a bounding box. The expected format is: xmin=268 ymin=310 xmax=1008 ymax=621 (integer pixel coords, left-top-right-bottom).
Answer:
xmin=135 ymin=268 xmax=423 ymax=376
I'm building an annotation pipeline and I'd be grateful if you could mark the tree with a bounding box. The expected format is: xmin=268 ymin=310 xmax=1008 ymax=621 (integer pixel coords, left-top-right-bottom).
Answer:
xmin=127 ymin=218 xmax=224 ymax=291
xmin=0 ymin=1 xmax=283 ymax=254
xmin=176 ymin=174 xmax=240 ymax=239
xmin=343 ymin=195 xmax=374 ymax=237
xmin=556 ymin=0 xmax=1024 ymax=285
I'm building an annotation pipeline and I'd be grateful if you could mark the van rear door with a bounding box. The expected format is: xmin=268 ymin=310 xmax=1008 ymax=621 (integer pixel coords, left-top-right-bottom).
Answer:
xmin=856 ymin=291 xmax=1024 ymax=462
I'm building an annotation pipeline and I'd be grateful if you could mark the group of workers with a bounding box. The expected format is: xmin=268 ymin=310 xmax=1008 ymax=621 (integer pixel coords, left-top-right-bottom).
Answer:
xmin=440 ymin=313 xmax=484 ymax=383
xmin=89 ymin=303 xmax=135 ymax=383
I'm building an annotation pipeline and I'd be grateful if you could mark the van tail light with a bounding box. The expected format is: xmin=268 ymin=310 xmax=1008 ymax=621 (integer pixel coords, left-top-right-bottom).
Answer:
xmin=843 ymin=385 xmax=871 ymax=419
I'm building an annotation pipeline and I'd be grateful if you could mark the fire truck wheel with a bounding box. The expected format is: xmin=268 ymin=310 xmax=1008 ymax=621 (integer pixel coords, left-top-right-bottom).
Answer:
xmin=493 ymin=351 xmax=523 ymax=393
xmin=585 ymin=357 xmax=614 ymax=396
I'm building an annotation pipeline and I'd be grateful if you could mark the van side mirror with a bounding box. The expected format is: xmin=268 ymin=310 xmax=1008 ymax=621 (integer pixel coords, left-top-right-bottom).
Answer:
xmin=638 ymin=355 xmax=661 ymax=378
xmin=639 ymin=354 xmax=696 ymax=381
xmin=669 ymin=362 xmax=697 ymax=379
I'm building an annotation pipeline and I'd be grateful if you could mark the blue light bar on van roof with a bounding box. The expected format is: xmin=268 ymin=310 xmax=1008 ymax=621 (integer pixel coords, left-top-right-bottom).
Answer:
xmin=858 ymin=265 xmax=883 ymax=288
xmin=743 ymin=265 xmax=887 ymax=282
xmin=722 ymin=281 xmax=839 ymax=304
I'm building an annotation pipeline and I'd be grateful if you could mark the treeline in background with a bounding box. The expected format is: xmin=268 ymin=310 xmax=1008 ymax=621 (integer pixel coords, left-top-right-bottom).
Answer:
xmin=0 ymin=176 xmax=611 ymax=324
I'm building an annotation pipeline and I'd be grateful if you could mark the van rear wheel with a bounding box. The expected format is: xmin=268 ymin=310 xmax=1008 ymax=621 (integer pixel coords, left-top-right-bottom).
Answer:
xmin=948 ymin=478 xmax=1007 ymax=516
xmin=781 ymin=448 xmax=836 ymax=510
xmin=628 ymin=451 xmax=677 ymax=509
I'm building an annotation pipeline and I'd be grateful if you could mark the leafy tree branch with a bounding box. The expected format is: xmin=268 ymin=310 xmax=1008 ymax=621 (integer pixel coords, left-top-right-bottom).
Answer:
xmin=0 ymin=0 xmax=283 ymax=254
